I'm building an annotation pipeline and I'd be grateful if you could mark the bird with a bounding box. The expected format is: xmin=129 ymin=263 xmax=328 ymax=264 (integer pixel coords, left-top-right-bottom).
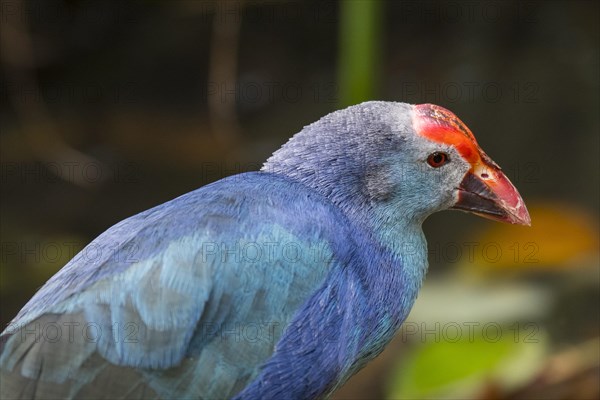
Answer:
xmin=0 ymin=102 xmax=530 ymax=399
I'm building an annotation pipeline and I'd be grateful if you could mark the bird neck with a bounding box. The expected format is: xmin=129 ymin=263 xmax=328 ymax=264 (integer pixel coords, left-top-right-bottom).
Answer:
xmin=261 ymin=163 xmax=429 ymax=283
xmin=361 ymin=206 xmax=429 ymax=313
xmin=326 ymin=209 xmax=428 ymax=390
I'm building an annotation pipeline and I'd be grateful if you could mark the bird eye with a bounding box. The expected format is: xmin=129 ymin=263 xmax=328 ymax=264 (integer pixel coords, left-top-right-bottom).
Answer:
xmin=427 ymin=152 xmax=449 ymax=168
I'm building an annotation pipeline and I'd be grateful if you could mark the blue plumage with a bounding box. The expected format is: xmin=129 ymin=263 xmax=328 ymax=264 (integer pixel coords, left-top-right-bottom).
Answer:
xmin=1 ymin=101 xmax=527 ymax=399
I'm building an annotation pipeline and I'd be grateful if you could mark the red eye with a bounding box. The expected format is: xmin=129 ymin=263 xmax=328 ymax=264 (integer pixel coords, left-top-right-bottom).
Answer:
xmin=427 ymin=152 xmax=449 ymax=168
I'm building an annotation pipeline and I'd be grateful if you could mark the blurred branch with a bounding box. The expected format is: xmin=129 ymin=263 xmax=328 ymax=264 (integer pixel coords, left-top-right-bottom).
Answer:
xmin=338 ymin=0 xmax=383 ymax=107
xmin=207 ymin=0 xmax=243 ymax=146
xmin=0 ymin=0 xmax=105 ymax=188
xmin=505 ymin=338 xmax=600 ymax=400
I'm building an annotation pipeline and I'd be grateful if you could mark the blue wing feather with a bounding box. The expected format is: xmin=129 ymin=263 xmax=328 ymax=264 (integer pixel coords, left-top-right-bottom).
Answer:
xmin=1 ymin=171 xmax=427 ymax=399
xmin=0 ymin=172 xmax=358 ymax=398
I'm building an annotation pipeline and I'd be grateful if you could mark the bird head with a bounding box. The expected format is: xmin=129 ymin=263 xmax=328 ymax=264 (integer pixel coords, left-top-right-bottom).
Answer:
xmin=263 ymin=101 xmax=530 ymax=227
xmin=411 ymin=103 xmax=530 ymax=225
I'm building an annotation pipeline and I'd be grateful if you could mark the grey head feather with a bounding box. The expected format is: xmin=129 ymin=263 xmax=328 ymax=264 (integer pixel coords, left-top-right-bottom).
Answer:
xmin=262 ymin=101 xmax=415 ymax=212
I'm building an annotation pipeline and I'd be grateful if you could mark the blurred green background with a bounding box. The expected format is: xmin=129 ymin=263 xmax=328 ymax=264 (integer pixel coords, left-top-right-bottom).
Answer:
xmin=1 ymin=1 xmax=598 ymax=399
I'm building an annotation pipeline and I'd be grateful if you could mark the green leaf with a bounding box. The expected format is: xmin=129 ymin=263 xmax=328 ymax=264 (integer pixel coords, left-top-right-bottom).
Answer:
xmin=387 ymin=329 xmax=547 ymax=399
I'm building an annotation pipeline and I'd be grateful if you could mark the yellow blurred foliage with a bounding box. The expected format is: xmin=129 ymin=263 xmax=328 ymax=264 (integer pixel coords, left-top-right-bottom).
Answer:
xmin=461 ymin=201 xmax=599 ymax=271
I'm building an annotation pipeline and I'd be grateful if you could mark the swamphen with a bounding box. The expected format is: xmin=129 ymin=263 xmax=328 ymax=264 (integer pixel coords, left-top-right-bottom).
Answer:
xmin=0 ymin=102 xmax=530 ymax=399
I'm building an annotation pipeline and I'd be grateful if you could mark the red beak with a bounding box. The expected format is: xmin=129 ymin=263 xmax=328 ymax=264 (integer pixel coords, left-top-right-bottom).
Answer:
xmin=452 ymin=162 xmax=531 ymax=226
